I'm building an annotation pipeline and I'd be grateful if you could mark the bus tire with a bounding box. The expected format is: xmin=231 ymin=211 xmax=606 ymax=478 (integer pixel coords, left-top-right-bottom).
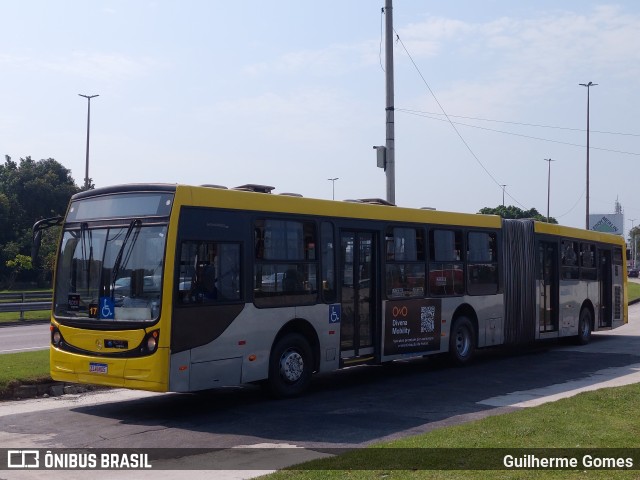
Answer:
xmin=576 ymin=308 xmax=592 ymax=345
xmin=266 ymin=333 xmax=313 ymax=398
xmin=449 ymin=316 xmax=475 ymax=365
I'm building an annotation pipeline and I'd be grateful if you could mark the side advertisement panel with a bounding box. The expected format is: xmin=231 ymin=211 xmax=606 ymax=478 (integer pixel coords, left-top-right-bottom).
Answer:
xmin=384 ymin=298 xmax=442 ymax=355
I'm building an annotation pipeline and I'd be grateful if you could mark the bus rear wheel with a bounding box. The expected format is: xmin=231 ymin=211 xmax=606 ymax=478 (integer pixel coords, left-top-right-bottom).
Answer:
xmin=449 ymin=316 xmax=476 ymax=365
xmin=576 ymin=308 xmax=592 ymax=345
xmin=266 ymin=333 xmax=313 ymax=398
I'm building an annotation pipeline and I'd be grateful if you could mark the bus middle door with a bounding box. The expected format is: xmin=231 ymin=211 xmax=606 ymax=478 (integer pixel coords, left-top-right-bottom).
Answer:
xmin=340 ymin=231 xmax=376 ymax=363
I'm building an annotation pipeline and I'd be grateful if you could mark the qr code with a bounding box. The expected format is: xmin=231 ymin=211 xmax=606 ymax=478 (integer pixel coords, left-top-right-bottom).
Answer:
xmin=420 ymin=306 xmax=435 ymax=333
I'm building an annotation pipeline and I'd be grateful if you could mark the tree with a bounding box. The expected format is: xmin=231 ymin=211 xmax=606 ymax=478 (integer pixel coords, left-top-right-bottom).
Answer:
xmin=628 ymin=226 xmax=640 ymax=267
xmin=5 ymin=254 xmax=32 ymax=290
xmin=478 ymin=205 xmax=558 ymax=224
xmin=0 ymin=155 xmax=80 ymax=287
xmin=0 ymin=192 xmax=9 ymax=245
xmin=0 ymin=156 xmax=78 ymax=234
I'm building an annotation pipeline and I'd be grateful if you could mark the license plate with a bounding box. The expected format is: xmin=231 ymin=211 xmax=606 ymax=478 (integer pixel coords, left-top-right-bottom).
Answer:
xmin=89 ymin=362 xmax=108 ymax=374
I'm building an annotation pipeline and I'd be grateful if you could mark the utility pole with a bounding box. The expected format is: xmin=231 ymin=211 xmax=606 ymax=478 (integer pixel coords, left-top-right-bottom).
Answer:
xmin=500 ymin=184 xmax=507 ymax=207
xmin=544 ymin=158 xmax=555 ymax=223
xmin=579 ymin=82 xmax=597 ymax=229
xmin=79 ymin=94 xmax=99 ymax=189
xmin=384 ymin=0 xmax=395 ymax=205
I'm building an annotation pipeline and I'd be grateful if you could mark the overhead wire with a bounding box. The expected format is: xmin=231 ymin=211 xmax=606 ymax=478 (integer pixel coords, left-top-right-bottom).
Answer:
xmin=391 ymin=28 xmax=528 ymax=209
xmin=379 ymin=8 xmax=385 ymax=73
xmin=399 ymin=109 xmax=640 ymax=157
xmin=398 ymin=108 xmax=640 ymax=138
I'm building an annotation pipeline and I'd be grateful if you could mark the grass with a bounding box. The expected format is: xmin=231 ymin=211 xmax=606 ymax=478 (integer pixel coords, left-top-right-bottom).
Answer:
xmin=263 ymin=383 xmax=640 ymax=479
xmin=0 ymin=349 xmax=50 ymax=397
xmin=627 ymin=282 xmax=640 ymax=303
xmin=0 ymin=310 xmax=50 ymax=323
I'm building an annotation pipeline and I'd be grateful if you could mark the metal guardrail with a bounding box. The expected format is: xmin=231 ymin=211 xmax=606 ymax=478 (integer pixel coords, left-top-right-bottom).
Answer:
xmin=0 ymin=292 xmax=51 ymax=302
xmin=0 ymin=301 xmax=51 ymax=314
xmin=0 ymin=293 xmax=52 ymax=320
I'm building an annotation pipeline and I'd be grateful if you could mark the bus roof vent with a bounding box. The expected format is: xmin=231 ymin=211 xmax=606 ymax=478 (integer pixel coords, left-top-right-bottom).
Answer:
xmin=279 ymin=192 xmax=303 ymax=197
xmin=357 ymin=198 xmax=396 ymax=206
xmin=201 ymin=184 xmax=228 ymax=189
xmin=233 ymin=184 xmax=275 ymax=194
xmin=421 ymin=207 xmax=436 ymax=210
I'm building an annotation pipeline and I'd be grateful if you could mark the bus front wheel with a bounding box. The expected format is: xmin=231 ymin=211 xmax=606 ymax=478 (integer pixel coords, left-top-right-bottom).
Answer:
xmin=449 ymin=316 xmax=476 ymax=365
xmin=266 ymin=333 xmax=313 ymax=398
xmin=576 ymin=308 xmax=592 ymax=345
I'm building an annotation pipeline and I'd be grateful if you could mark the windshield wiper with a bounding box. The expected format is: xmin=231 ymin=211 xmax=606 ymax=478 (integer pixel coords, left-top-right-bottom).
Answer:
xmin=78 ymin=222 xmax=96 ymax=299
xmin=111 ymin=219 xmax=141 ymax=296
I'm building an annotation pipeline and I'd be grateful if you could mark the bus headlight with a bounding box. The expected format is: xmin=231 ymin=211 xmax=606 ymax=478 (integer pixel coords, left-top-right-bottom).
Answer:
xmin=51 ymin=326 xmax=62 ymax=347
xmin=143 ymin=330 xmax=159 ymax=353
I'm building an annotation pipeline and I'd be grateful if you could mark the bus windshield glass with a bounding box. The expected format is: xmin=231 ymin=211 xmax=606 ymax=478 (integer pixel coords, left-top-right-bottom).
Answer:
xmin=54 ymin=223 xmax=168 ymax=322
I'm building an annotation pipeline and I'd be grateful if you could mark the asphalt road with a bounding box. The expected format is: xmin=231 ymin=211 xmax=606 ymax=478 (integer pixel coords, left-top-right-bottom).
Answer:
xmin=1 ymin=303 xmax=640 ymax=479
xmin=0 ymin=322 xmax=49 ymax=354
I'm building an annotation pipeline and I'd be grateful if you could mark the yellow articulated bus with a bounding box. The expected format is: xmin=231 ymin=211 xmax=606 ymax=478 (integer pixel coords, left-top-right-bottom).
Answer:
xmin=37 ymin=183 xmax=627 ymax=397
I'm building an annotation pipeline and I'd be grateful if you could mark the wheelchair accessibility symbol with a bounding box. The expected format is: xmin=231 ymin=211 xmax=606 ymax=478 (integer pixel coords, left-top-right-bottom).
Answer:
xmin=99 ymin=296 xmax=115 ymax=319
xmin=329 ymin=304 xmax=341 ymax=324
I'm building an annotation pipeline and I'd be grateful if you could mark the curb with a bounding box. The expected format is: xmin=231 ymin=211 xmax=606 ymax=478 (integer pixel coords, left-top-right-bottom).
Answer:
xmin=1 ymin=382 xmax=107 ymax=401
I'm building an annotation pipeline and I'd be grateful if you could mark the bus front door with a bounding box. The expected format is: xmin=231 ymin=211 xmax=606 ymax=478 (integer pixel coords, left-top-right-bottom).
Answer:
xmin=340 ymin=231 xmax=375 ymax=362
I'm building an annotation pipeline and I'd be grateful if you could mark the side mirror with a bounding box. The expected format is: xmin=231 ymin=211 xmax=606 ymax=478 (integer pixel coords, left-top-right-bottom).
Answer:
xmin=31 ymin=216 xmax=63 ymax=264
xmin=31 ymin=230 xmax=42 ymax=264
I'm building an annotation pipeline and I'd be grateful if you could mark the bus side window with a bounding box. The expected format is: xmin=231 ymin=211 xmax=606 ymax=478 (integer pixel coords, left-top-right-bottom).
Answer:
xmin=385 ymin=227 xmax=425 ymax=298
xmin=467 ymin=231 xmax=499 ymax=295
xmin=253 ymin=219 xmax=318 ymax=307
xmin=429 ymin=229 xmax=464 ymax=296
xmin=561 ymin=240 xmax=580 ymax=280
xmin=178 ymin=241 xmax=241 ymax=304
xmin=580 ymin=243 xmax=597 ymax=281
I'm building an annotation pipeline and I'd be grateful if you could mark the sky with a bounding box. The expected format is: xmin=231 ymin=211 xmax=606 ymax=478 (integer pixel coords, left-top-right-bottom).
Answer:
xmin=1 ymin=1 xmax=639 ymax=235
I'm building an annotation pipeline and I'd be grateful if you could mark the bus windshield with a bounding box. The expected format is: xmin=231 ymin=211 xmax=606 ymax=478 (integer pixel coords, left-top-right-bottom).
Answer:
xmin=54 ymin=223 xmax=168 ymax=322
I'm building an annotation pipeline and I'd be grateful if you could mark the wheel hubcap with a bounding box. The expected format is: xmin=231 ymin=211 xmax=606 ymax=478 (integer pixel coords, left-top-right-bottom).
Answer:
xmin=456 ymin=328 xmax=470 ymax=356
xmin=280 ymin=349 xmax=304 ymax=383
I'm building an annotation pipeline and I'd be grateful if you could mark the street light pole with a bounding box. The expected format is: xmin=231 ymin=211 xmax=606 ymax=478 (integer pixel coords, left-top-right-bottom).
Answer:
xmin=579 ymin=82 xmax=597 ymax=230
xmin=79 ymin=94 xmax=99 ymax=190
xmin=629 ymin=219 xmax=637 ymax=268
xmin=544 ymin=158 xmax=555 ymax=223
xmin=327 ymin=177 xmax=339 ymax=200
